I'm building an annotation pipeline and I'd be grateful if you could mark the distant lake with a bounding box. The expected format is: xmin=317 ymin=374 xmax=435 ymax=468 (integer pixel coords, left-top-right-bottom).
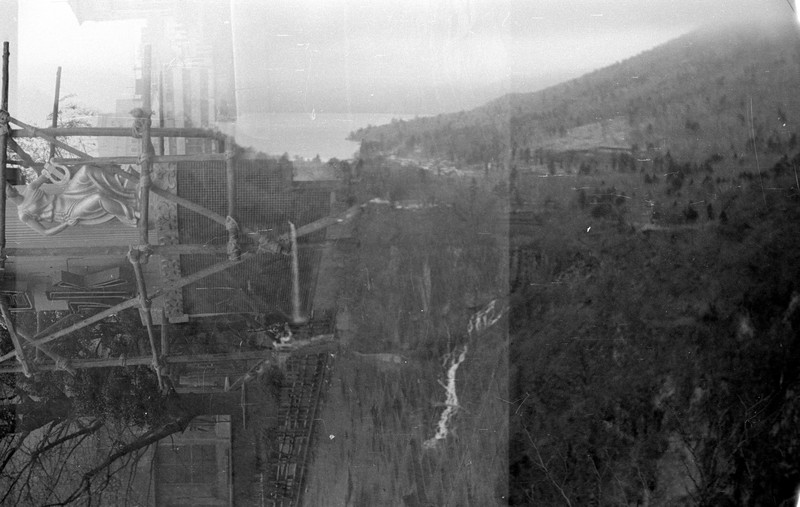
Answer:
xmin=221 ymin=113 xmax=422 ymax=161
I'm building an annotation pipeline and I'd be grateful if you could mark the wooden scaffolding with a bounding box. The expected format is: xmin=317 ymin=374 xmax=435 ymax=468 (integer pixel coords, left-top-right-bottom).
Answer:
xmin=0 ymin=42 xmax=353 ymax=388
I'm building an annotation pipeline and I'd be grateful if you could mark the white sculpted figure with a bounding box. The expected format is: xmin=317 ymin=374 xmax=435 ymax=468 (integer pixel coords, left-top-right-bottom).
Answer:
xmin=6 ymin=163 xmax=139 ymax=236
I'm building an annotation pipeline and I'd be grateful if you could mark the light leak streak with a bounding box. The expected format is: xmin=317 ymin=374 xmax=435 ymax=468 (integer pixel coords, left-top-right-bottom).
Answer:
xmin=423 ymin=344 xmax=468 ymax=450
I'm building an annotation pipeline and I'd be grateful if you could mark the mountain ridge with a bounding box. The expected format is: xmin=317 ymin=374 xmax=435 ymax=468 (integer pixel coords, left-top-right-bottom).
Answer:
xmin=351 ymin=19 xmax=800 ymax=166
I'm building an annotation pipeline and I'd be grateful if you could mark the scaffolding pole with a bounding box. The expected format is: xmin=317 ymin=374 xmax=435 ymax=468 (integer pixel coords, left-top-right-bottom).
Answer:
xmin=160 ymin=309 xmax=168 ymax=357
xmin=0 ymin=299 xmax=31 ymax=377
xmin=9 ymin=126 xmax=226 ymax=140
xmin=110 ymin=165 xmax=231 ymax=228
xmin=49 ymin=66 xmax=61 ymax=160
xmin=0 ymin=349 xmax=276 ymax=375
xmin=7 ymin=137 xmax=36 ymax=167
xmin=16 ymin=328 xmax=76 ymax=376
xmin=0 ymin=202 xmax=363 ymax=366
xmin=289 ymin=221 xmax=303 ymax=323
xmin=9 ymin=117 xmax=90 ymax=159
xmin=137 ymin=45 xmax=153 ymax=249
xmin=5 ymin=244 xmax=227 ymax=258
xmin=5 ymin=240 xmax=342 ymax=258
xmin=7 ymin=121 xmax=234 ymax=233
xmin=51 ymin=153 xmax=228 ymax=165
xmin=128 ymin=247 xmax=165 ymax=390
xmin=0 ymin=250 xmax=261 ymax=365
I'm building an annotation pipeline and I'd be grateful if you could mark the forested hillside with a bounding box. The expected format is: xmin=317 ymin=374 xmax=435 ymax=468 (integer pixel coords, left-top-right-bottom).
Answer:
xmin=351 ymin=19 xmax=800 ymax=167
xmin=345 ymin=17 xmax=800 ymax=506
xmin=508 ymin=162 xmax=800 ymax=505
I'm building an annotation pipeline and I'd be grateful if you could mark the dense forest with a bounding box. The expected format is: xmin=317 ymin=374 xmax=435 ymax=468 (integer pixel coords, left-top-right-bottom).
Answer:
xmin=508 ymin=152 xmax=800 ymax=505
xmin=351 ymin=20 xmax=800 ymax=169
xmin=347 ymin=18 xmax=800 ymax=505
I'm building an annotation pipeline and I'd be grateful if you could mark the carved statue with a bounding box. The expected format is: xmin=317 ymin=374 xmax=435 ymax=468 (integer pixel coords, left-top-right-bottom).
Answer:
xmin=6 ymin=164 xmax=140 ymax=236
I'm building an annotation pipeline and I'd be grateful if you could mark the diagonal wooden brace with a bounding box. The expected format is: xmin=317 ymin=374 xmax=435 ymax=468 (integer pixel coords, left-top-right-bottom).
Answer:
xmin=127 ymin=246 xmax=165 ymax=391
xmin=0 ymin=298 xmax=32 ymax=377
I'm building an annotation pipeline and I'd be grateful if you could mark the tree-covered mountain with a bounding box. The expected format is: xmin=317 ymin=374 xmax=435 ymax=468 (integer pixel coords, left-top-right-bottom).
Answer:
xmin=350 ymin=19 xmax=800 ymax=167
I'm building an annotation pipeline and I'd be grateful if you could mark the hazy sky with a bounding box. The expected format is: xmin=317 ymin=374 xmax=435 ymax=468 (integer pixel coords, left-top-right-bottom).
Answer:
xmin=233 ymin=0 xmax=794 ymax=113
xmin=13 ymin=0 xmax=144 ymax=122
xmin=5 ymin=0 xmax=797 ymax=120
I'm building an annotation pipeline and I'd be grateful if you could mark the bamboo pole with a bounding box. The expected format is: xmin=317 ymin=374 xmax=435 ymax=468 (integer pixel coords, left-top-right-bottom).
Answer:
xmin=49 ymin=66 xmax=61 ymax=160
xmin=0 ymin=204 xmax=363 ymax=365
xmin=48 ymin=143 xmax=355 ymax=249
xmin=0 ymin=349 xmax=275 ymax=374
xmin=241 ymin=382 xmax=247 ymax=429
xmin=137 ymin=45 xmax=153 ymax=248
xmin=16 ymin=328 xmax=76 ymax=376
xmin=128 ymin=247 xmax=164 ymax=389
xmin=160 ymin=309 xmax=168 ymax=357
xmin=6 ymin=244 xmax=219 ymax=257
xmin=110 ymin=166 xmax=229 ymax=227
xmin=115 ymin=162 xmax=357 ymax=246
xmin=13 ymin=121 xmax=232 ymax=234
xmin=1 ymin=42 xmax=7 ymax=111
xmin=51 ymin=153 xmax=228 ymax=165
xmin=0 ymin=250 xmax=259 ymax=364
xmin=157 ymin=71 xmax=165 ymax=156
xmin=5 ymin=240 xmax=342 ymax=258
xmin=5 ymin=244 xmax=228 ymax=258
xmin=7 ymin=137 xmax=36 ymax=167
xmin=225 ymin=358 xmax=269 ymax=393
xmin=226 ymin=139 xmax=236 ymax=218
xmin=0 ymin=42 xmax=9 ymax=273
xmin=9 ymin=126 xmax=226 ymax=140
xmin=0 ymin=298 xmax=31 ymax=377
xmin=8 ymin=117 xmax=88 ymax=159
xmin=292 ymin=203 xmax=362 ymax=238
